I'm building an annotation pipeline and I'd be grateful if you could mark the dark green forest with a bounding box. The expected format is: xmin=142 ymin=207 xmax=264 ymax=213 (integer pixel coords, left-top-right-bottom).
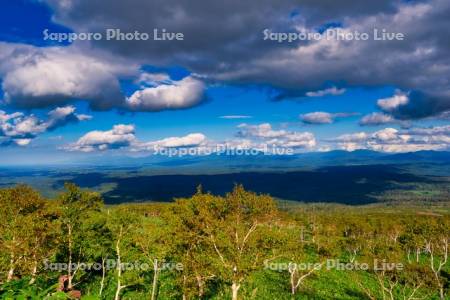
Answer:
xmin=0 ymin=184 xmax=449 ymax=299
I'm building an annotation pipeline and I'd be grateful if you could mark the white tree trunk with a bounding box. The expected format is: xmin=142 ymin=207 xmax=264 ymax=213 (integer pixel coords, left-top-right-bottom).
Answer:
xmin=231 ymin=282 xmax=240 ymax=300
xmin=67 ymin=224 xmax=73 ymax=290
xmin=151 ymin=259 xmax=159 ymax=300
xmin=196 ymin=274 xmax=204 ymax=298
xmin=115 ymin=226 xmax=123 ymax=300
xmin=439 ymin=286 xmax=444 ymax=300
xmin=7 ymin=252 xmax=15 ymax=282
xmin=7 ymin=267 xmax=14 ymax=282
xmin=29 ymin=255 xmax=38 ymax=284
xmin=99 ymin=257 xmax=106 ymax=296
xmin=290 ymin=274 xmax=296 ymax=295
xmin=288 ymin=265 xmax=297 ymax=295
xmin=115 ymin=285 xmax=123 ymax=300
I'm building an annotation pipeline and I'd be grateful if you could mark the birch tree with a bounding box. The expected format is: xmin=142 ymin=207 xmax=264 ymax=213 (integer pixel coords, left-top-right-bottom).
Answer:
xmin=0 ymin=185 xmax=46 ymax=283
xmin=57 ymin=183 xmax=103 ymax=290
xmin=172 ymin=185 xmax=279 ymax=300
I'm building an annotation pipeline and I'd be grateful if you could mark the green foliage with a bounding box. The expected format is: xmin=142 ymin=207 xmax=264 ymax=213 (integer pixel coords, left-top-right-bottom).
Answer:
xmin=0 ymin=278 xmax=61 ymax=300
xmin=0 ymin=184 xmax=449 ymax=299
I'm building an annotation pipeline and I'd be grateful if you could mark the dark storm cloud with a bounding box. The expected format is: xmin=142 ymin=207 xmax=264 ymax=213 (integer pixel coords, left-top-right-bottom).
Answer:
xmin=388 ymin=91 xmax=450 ymax=120
xmin=4 ymin=0 xmax=449 ymax=119
xmin=44 ymin=0 xmax=397 ymax=70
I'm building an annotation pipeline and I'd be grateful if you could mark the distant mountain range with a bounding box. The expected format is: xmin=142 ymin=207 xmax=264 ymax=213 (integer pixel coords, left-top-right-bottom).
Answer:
xmin=5 ymin=150 xmax=448 ymax=173
xmin=76 ymin=150 xmax=450 ymax=173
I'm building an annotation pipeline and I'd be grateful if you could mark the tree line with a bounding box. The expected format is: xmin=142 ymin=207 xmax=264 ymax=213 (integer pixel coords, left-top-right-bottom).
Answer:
xmin=0 ymin=184 xmax=449 ymax=299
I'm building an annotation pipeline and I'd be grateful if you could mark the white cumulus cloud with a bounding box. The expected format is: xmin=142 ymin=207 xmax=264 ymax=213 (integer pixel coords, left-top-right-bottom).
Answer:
xmin=137 ymin=133 xmax=207 ymax=150
xmin=301 ymin=112 xmax=334 ymax=124
xmin=359 ymin=112 xmax=396 ymax=126
xmin=66 ymin=125 xmax=208 ymax=153
xmin=330 ymin=125 xmax=450 ymax=152
xmin=65 ymin=124 xmax=137 ymax=152
xmin=377 ymin=91 xmax=409 ymax=113
xmin=0 ymin=42 xmax=134 ymax=110
xmin=300 ymin=112 xmax=359 ymax=124
xmin=126 ymin=76 xmax=206 ymax=112
xmin=0 ymin=106 xmax=90 ymax=146
xmin=236 ymin=123 xmax=316 ymax=149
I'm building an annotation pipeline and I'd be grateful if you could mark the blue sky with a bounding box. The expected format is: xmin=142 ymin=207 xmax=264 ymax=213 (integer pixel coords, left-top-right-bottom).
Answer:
xmin=0 ymin=0 xmax=449 ymax=164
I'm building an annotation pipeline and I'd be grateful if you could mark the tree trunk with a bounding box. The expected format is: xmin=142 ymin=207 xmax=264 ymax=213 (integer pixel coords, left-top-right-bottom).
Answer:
xmin=289 ymin=269 xmax=296 ymax=295
xmin=29 ymin=255 xmax=38 ymax=284
xmin=196 ymin=274 xmax=204 ymax=298
xmin=300 ymin=227 xmax=304 ymax=243
xmin=67 ymin=224 xmax=73 ymax=290
xmin=6 ymin=267 xmax=14 ymax=282
xmin=99 ymin=257 xmax=106 ymax=296
xmin=151 ymin=259 xmax=159 ymax=300
xmin=231 ymin=282 xmax=240 ymax=300
xmin=433 ymin=271 xmax=444 ymax=300
xmin=291 ymin=280 xmax=297 ymax=295
xmin=182 ymin=275 xmax=187 ymax=300
xmin=115 ymin=285 xmax=123 ymax=300
xmin=7 ymin=252 xmax=15 ymax=282
xmin=115 ymin=226 xmax=123 ymax=300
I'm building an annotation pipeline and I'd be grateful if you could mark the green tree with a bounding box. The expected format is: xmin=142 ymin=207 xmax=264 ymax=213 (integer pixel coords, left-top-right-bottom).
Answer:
xmin=171 ymin=185 xmax=279 ymax=300
xmin=134 ymin=214 xmax=172 ymax=300
xmin=79 ymin=210 xmax=113 ymax=297
xmin=281 ymin=220 xmax=324 ymax=295
xmin=424 ymin=218 xmax=449 ymax=300
xmin=56 ymin=183 xmax=103 ymax=290
xmin=0 ymin=185 xmax=46 ymax=282
xmin=108 ymin=206 xmax=142 ymax=300
xmin=169 ymin=188 xmax=222 ymax=299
